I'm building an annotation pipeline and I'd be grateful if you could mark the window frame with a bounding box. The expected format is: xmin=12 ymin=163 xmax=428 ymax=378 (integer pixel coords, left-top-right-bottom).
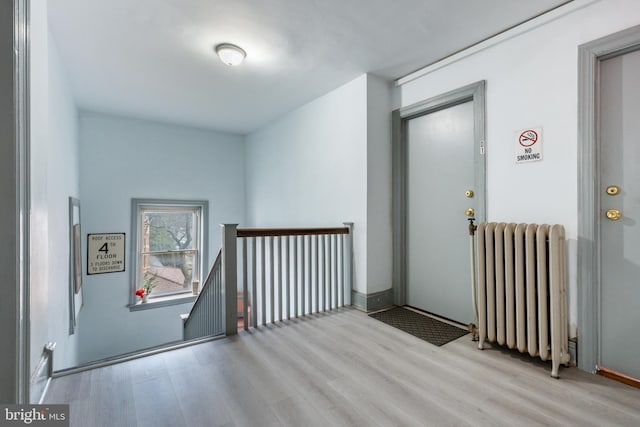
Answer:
xmin=129 ymin=198 xmax=208 ymax=310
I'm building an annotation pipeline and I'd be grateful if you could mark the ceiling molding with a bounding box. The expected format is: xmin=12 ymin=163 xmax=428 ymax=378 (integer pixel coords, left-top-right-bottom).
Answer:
xmin=396 ymin=0 xmax=598 ymax=86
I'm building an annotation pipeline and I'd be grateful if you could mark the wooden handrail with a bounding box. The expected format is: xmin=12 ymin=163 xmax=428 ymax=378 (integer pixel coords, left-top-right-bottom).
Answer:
xmin=236 ymin=227 xmax=349 ymax=238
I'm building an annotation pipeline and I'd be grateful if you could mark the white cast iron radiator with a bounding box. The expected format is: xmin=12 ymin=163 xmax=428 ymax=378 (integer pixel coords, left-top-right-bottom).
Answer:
xmin=476 ymin=223 xmax=570 ymax=378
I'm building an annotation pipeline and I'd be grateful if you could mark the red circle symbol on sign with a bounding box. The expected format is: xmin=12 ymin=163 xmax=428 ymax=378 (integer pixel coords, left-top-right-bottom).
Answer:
xmin=519 ymin=130 xmax=538 ymax=147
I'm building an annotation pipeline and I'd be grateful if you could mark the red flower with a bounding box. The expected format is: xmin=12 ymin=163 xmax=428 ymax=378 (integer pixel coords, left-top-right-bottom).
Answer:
xmin=135 ymin=288 xmax=145 ymax=298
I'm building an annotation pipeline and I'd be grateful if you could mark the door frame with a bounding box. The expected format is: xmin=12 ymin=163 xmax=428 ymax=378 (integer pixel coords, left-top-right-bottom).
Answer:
xmin=392 ymin=81 xmax=486 ymax=306
xmin=577 ymin=24 xmax=640 ymax=374
xmin=1 ymin=0 xmax=30 ymax=403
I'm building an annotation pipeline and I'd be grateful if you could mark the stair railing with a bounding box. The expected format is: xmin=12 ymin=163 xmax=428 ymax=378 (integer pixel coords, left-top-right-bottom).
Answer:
xmin=185 ymin=223 xmax=354 ymax=339
xmin=183 ymin=248 xmax=223 ymax=340
xmin=224 ymin=223 xmax=353 ymax=334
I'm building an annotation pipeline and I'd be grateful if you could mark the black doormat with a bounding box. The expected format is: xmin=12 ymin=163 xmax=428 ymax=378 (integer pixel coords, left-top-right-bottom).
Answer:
xmin=369 ymin=306 xmax=468 ymax=347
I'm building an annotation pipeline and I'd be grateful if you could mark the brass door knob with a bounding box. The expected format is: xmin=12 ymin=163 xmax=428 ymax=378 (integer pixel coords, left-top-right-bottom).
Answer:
xmin=465 ymin=208 xmax=475 ymax=217
xmin=606 ymin=209 xmax=621 ymax=221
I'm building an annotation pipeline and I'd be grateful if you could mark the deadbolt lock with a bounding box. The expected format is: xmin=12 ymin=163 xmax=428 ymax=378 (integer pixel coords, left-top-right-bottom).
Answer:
xmin=465 ymin=208 xmax=475 ymax=217
xmin=606 ymin=209 xmax=622 ymax=221
xmin=465 ymin=189 xmax=474 ymax=198
xmin=606 ymin=185 xmax=621 ymax=196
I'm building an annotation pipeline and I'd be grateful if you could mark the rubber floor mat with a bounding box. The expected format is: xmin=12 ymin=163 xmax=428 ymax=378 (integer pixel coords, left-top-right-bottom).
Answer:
xmin=369 ymin=306 xmax=468 ymax=346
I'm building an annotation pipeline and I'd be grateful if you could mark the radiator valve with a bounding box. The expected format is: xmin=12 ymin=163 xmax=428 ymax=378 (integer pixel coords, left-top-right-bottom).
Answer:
xmin=467 ymin=323 xmax=478 ymax=341
xmin=468 ymin=218 xmax=477 ymax=236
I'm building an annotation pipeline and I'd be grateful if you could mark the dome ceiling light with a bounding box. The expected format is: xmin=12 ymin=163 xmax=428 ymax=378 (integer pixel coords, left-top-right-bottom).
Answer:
xmin=215 ymin=43 xmax=246 ymax=66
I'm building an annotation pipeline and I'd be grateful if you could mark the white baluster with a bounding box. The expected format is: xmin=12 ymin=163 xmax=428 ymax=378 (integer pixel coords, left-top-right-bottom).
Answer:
xmin=251 ymin=237 xmax=257 ymax=328
xmin=285 ymin=236 xmax=290 ymax=320
xmin=261 ymin=236 xmax=266 ymax=326
xmin=242 ymin=237 xmax=248 ymax=331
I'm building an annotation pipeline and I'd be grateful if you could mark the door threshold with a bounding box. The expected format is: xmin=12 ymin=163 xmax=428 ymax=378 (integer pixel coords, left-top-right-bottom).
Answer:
xmin=403 ymin=305 xmax=468 ymax=330
xmin=597 ymin=367 xmax=640 ymax=389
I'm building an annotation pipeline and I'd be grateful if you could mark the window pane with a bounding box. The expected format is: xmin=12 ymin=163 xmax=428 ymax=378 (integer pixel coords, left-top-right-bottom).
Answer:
xmin=141 ymin=251 xmax=196 ymax=296
xmin=143 ymin=210 xmax=197 ymax=252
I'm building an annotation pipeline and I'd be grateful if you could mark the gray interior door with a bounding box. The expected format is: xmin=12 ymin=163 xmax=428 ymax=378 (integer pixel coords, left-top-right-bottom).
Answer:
xmin=599 ymin=47 xmax=640 ymax=379
xmin=406 ymin=101 xmax=476 ymax=324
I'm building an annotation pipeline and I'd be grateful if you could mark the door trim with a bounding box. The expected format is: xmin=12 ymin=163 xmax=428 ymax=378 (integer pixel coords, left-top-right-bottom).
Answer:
xmin=1 ymin=0 xmax=31 ymax=403
xmin=392 ymin=81 xmax=486 ymax=306
xmin=577 ymin=24 xmax=640 ymax=374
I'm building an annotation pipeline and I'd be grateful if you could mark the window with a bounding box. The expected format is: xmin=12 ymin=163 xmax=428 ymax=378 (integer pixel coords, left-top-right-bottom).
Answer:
xmin=130 ymin=199 xmax=208 ymax=307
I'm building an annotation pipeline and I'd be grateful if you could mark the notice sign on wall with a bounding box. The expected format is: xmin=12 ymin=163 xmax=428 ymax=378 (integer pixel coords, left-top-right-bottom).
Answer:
xmin=87 ymin=233 xmax=125 ymax=275
xmin=515 ymin=127 xmax=543 ymax=163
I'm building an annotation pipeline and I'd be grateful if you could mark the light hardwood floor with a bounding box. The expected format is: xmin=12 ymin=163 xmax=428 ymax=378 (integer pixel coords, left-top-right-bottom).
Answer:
xmin=45 ymin=308 xmax=640 ymax=427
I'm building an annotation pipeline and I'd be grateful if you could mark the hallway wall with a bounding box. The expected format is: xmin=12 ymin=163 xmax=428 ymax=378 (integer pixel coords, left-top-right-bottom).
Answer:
xmin=28 ymin=0 xmax=83 ymax=374
xmin=78 ymin=113 xmax=245 ymax=363
xmin=397 ymin=0 xmax=640 ymax=337
xmin=245 ymin=75 xmax=369 ymax=293
xmin=47 ymin=32 xmax=82 ymax=370
xmin=29 ymin=0 xmax=50 ymax=375
xmin=245 ymin=74 xmax=393 ymax=297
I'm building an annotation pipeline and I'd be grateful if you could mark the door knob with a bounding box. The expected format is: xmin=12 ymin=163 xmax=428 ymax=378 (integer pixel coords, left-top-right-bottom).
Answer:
xmin=606 ymin=209 xmax=621 ymax=221
xmin=465 ymin=208 xmax=475 ymax=217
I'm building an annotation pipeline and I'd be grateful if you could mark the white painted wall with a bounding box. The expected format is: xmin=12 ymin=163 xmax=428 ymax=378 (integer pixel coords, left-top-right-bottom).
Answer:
xmin=245 ymin=75 xmax=369 ymax=293
xmin=27 ymin=0 xmax=83 ymax=374
xmin=78 ymin=113 xmax=245 ymax=363
xmin=47 ymin=33 xmax=81 ymax=370
xmin=398 ymin=0 xmax=640 ymax=336
xmin=366 ymin=76 xmax=393 ymax=293
xmin=29 ymin=0 xmax=50 ymax=372
xmin=245 ymin=74 xmax=394 ymax=298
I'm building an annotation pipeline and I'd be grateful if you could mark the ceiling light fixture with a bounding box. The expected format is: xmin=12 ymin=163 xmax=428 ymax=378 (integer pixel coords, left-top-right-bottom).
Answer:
xmin=215 ymin=43 xmax=246 ymax=66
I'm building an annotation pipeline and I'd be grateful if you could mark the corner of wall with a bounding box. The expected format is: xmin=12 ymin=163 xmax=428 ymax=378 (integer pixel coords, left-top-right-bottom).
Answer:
xmin=365 ymin=75 xmax=393 ymax=295
xmin=243 ymin=75 xmax=370 ymax=293
xmin=29 ymin=0 xmax=51 ymax=375
xmin=351 ymin=288 xmax=394 ymax=312
xmin=46 ymin=24 xmax=82 ymax=372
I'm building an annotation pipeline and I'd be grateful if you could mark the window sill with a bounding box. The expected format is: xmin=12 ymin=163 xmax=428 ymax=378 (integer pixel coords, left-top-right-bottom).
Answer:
xmin=128 ymin=294 xmax=197 ymax=312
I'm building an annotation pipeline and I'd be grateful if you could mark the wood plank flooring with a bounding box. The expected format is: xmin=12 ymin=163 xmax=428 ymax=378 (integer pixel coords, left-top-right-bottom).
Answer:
xmin=45 ymin=308 xmax=640 ymax=427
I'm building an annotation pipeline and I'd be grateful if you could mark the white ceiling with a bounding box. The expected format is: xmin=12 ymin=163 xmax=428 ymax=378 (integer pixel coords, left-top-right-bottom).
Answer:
xmin=48 ymin=0 xmax=570 ymax=134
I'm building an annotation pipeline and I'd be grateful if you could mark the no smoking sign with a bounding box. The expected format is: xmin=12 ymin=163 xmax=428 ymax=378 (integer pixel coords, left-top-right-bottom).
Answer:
xmin=515 ymin=127 xmax=543 ymax=163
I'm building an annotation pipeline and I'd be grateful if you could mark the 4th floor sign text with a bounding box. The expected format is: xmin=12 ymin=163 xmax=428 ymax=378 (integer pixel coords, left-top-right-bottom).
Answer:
xmin=87 ymin=233 xmax=126 ymax=275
